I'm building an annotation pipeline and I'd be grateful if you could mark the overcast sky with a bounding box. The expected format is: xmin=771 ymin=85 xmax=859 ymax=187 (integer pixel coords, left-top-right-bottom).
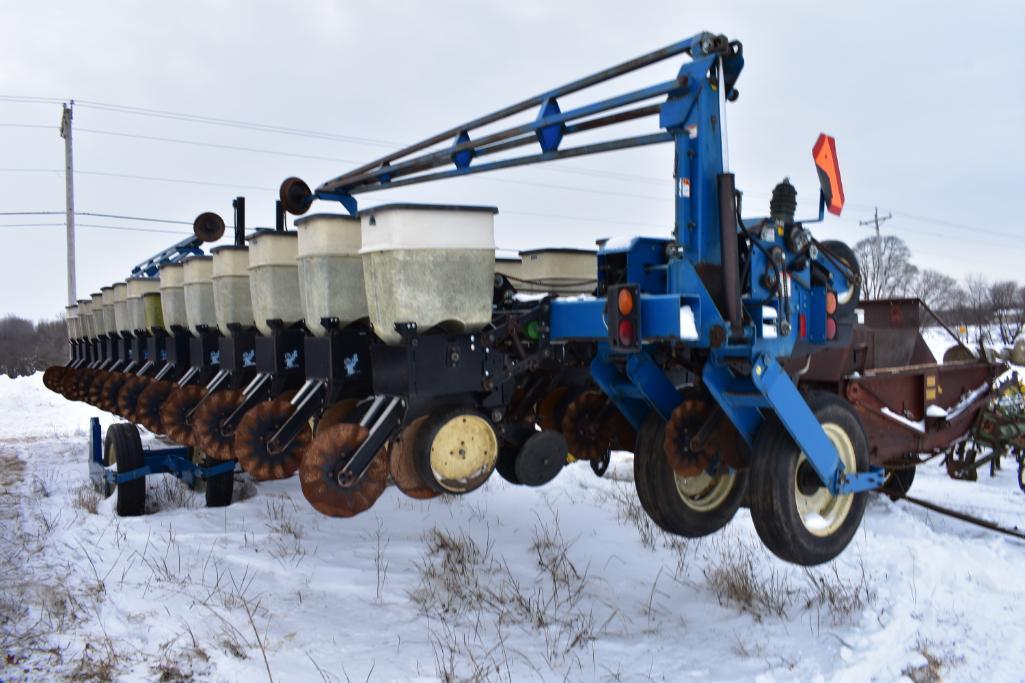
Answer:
xmin=1 ymin=1 xmax=1023 ymax=321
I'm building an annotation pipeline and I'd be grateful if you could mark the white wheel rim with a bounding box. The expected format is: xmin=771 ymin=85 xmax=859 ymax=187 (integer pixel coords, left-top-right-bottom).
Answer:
xmin=794 ymin=423 xmax=856 ymax=537
xmin=429 ymin=414 xmax=498 ymax=493
xmin=673 ymin=469 xmax=735 ymax=512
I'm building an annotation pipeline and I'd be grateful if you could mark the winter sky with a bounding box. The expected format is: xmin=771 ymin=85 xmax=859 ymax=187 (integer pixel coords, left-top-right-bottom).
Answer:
xmin=1 ymin=1 xmax=1022 ymax=320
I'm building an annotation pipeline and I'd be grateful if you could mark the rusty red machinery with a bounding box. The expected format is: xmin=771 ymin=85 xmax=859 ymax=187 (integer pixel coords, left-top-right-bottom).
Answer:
xmin=796 ymin=298 xmax=1005 ymax=494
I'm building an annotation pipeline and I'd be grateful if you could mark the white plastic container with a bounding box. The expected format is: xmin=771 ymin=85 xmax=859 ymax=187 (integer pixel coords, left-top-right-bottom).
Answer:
xmin=65 ymin=304 xmax=79 ymax=341
xmin=159 ymin=262 xmax=188 ymax=331
xmin=495 ymin=255 xmax=523 ymax=282
xmin=248 ymin=230 xmax=303 ymax=336
xmin=112 ymin=282 xmax=129 ymax=335
xmin=101 ymin=286 xmax=117 ymax=335
xmin=126 ymin=276 xmax=160 ymax=333
xmin=517 ymin=248 xmax=597 ymax=293
xmin=295 ymin=213 xmax=368 ymax=336
xmin=359 ymin=204 xmax=496 ymax=344
xmin=77 ymin=299 xmax=93 ymax=339
xmin=182 ymin=255 xmax=218 ymax=335
xmin=90 ymin=293 xmax=105 ymax=337
xmin=211 ymin=246 xmax=255 ymax=335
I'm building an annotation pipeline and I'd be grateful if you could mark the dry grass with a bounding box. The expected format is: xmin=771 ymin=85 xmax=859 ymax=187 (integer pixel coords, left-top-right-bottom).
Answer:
xmin=147 ymin=477 xmax=199 ymax=513
xmin=410 ymin=516 xmax=613 ymax=681
xmin=702 ymin=535 xmax=797 ymax=620
xmin=71 ymin=483 xmax=101 ymax=514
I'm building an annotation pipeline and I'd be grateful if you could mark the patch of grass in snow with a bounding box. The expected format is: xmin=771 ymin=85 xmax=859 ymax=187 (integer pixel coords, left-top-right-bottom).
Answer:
xmin=411 ymin=516 xmax=612 ymax=681
xmin=70 ymin=482 xmax=101 ymax=514
xmin=146 ymin=476 xmax=200 ymax=513
xmin=901 ymin=640 xmax=964 ymax=683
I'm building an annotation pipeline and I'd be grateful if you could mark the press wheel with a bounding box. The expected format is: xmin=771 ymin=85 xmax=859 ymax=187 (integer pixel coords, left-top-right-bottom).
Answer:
xmin=414 ymin=410 xmax=498 ymax=495
xmin=388 ymin=417 xmax=439 ymax=500
xmin=300 ymin=423 xmax=389 ymax=517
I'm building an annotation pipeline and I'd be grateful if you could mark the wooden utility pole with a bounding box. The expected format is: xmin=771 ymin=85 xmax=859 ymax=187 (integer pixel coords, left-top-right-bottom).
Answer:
xmin=59 ymin=101 xmax=76 ymax=306
xmin=859 ymin=207 xmax=892 ymax=239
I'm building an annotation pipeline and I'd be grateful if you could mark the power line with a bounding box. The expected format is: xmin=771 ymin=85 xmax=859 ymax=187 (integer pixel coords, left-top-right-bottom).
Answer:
xmin=0 ymin=210 xmax=192 ymax=225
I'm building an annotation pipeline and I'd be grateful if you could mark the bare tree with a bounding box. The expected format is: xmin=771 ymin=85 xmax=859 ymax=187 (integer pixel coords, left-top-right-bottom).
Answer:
xmin=957 ymin=275 xmax=995 ymax=345
xmin=990 ymin=280 xmax=1024 ymax=344
xmin=912 ymin=269 xmax=964 ymax=312
xmin=853 ymin=235 xmax=918 ymax=300
xmin=0 ymin=314 xmax=69 ymax=378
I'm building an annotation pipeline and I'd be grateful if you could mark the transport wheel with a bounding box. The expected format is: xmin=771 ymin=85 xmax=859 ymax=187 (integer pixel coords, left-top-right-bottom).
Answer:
xmin=880 ymin=466 xmax=916 ymax=501
xmin=106 ymin=423 xmax=146 ymax=517
xmin=300 ymin=423 xmax=389 ymax=517
xmin=388 ymin=417 xmax=440 ymax=500
xmin=233 ymin=397 xmax=312 ymax=481
xmin=159 ymin=384 xmax=206 ymax=446
xmin=414 ymin=410 xmax=499 ymax=494
xmin=203 ymin=455 xmax=234 ymax=508
xmin=1017 ymin=455 xmax=1025 ymax=495
xmin=633 ymin=414 xmax=748 ymax=538
xmin=117 ymin=376 xmax=150 ymax=422
xmin=192 ymin=389 xmax=244 ymax=461
xmin=136 ymin=380 xmax=175 ymax=434
xmin=99 ymin=372 xmax=129 ymax=415
xmin=748 ymin=392 xmax=869 ymax=566
xmin=819 ymin=240 xmax=861 ymax=316
xmin=513 ymin=431 xmax=568 ymax=487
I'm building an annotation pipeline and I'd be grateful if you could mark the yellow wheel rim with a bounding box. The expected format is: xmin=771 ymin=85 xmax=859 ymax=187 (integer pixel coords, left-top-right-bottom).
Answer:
xmin=107 ymin=440 xmax=117 ymax=467
xmin=674 ymin=469 xmax=735 ymax=512
xmin=795 ymin=423 xmax=856 ymax=537
xmin=429 ymin=414 xmax=498 ymax=493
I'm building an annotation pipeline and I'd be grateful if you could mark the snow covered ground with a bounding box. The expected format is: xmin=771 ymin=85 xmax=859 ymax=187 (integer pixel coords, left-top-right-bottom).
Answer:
xmin=2 ymin=372 xmax=1024 ymax=682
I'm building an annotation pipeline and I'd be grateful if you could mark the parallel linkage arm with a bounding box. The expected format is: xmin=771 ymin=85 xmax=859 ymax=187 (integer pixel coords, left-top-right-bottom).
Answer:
xmin=296 ymin=32 xmax=742 ymax=213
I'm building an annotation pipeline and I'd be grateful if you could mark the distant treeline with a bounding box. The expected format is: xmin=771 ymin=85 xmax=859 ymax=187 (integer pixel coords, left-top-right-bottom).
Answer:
xmin=0 ymin=315 xmax=69 ymax=378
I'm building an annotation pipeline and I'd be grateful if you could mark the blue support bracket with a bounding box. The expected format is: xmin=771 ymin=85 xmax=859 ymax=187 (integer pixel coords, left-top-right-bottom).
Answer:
xmin=748 ymin=355 xmax=882 ymax=495
xmin=624 ymin=352 xmax=683 ymax=420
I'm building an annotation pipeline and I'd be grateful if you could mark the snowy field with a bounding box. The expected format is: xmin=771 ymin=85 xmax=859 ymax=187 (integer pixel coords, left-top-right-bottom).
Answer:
xmin=2 ymin=372 xmax=1025 ymax=682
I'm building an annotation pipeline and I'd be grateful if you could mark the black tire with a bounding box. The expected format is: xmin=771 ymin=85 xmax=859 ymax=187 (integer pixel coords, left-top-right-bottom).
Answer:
xmin=106 ymin=423 xmax=146 ymax=517
xmin=495 ymin=445 xmax=521 ymax=485
xmin=204 ymin=456 xmax=234 ymax=508
xmin=880 ymin=466 xmax=916 ymax=501
xmin=820 ymin=240 xmax=860 ymax=317
xmin=1017 ymin=456 xmax=1025 ymax=495
xmin=748 ymin=392 xmax=869 ymax=566
xmin=633 ymin=413 xmax=748 ymax=538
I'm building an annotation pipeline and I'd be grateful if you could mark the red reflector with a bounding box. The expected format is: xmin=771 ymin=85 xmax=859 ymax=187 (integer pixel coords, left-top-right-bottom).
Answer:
xmin=826 ymin=317 xmax=837 ymax=340
xmin=618 ymin=319 xmax=636 ymax=347
xmin=799 ymin=313 xmax=807 ymax=338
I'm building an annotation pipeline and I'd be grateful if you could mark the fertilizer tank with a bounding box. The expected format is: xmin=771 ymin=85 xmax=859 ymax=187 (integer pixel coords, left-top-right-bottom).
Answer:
xmin=210 ymin=245 xmax=255 ymax=335
xmin=182 ymin=255 xmax=218 ymax=335
xmin=247 ymin=229 xmax=303 ymax=336
xmin=295 ymin=213 xmax=368 ymax=336
xmin=359 ymin=204 xmax=497 ymax=344
xmin=158 ymin=262 xmax=188 ymax=332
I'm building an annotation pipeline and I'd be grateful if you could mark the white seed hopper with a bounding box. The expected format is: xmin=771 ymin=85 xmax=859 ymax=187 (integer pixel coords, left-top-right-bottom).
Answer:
xmin=359 ymin=204 xmax=497 ymax=344
xmin=248 ymin=230 xmax=303 ymax=336
xmin=295 ymin=213 xmax=368 ymax=336
xmin=182 ymin=255 xmax=218 ymax=335
xmin=211 ymin=245 xmax=256 ymax=335
xmin=159 ymin=263 xmax=188 ymax=331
